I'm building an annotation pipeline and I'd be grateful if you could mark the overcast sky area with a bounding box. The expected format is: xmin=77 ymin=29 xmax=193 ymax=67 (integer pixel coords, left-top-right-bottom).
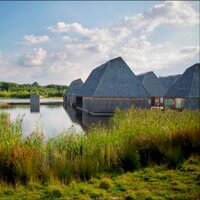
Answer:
xmin=0 ymin=1 xmax=199 ymax=85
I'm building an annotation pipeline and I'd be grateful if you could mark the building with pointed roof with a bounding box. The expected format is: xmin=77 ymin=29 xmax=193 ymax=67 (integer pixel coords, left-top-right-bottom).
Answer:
xmin=137 ymin=71 xmax=167 ymax=107
xmin=164 ymin=63 xmax=200 ymax=110
xmin=159 ymin=74 xmax=181 ymax=90
xmin=76 ymin=57 xmax=151 ymax=115
xmin=64 ymin=79 xmax=83 ymax=106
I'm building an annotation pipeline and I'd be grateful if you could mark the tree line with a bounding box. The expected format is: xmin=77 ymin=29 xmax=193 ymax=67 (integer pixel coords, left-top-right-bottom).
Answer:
xmin=0 ymin=81 xmax=68 ymax=98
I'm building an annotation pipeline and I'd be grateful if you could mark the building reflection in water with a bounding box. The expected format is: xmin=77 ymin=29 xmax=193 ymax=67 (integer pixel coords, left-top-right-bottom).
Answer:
xmin=30 ymin=104 xmax=40 ymax=113
xmin=63 ymin=105 xmax=111 ymax=131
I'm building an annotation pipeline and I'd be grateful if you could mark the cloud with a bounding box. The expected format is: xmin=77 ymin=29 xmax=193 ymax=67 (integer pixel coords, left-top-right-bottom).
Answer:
xmin=19 ymin=48 xmax=47 ymax=66
xmin=2 ymin=1 xmax=199 ymax=85
xmin=0 ymin=52 xmax=35 ymax=83
xmin=122 ymin=1 xmax=199 ymax=33
xmin=48 ymin=22 xmax=85 ymax=33
xmin=116 ymin=42 xmax=199 ymax=73
xmin=48 ymin=23 xmax=131 ymax=58
xmin=22 ymin=34 xmax=49 ymax=45
xmin=49 ymin=22 xmax=114 ymax=42
xmin=46 ymin=1 xmax=199 ymax=58
xmin=179 ymin=46 xmax=199 ymax=54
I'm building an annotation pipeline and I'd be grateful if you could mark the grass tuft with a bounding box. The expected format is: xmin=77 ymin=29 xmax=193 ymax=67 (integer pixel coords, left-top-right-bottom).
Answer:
xmin=99 ymin=177 xmax=112 ymax=190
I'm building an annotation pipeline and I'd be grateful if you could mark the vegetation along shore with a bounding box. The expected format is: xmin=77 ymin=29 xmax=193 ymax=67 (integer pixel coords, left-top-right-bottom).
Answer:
xmin=0 ymin=81 xmax=68 ymax=98
xmin=0 ymin=108 xmax=199 ymax=199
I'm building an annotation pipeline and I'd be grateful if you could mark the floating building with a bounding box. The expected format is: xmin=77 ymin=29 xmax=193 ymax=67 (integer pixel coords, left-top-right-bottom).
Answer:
xmin=164 ymin=63 xmax=200 ymax=110
xmin=64 ymin=79 xmax=83 ymax=106
xmin=137 ymin=71 xmax=167 ymax=107
xmin=76 ymin=57 xmax=151 ymax=116
xmin=159 ymin=74 xmax=181 ymax=90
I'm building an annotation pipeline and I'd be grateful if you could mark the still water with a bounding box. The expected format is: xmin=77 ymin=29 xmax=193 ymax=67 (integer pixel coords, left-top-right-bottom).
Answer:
xmin=0 ymin=98 xmax=63 ymax=103
xmin=0 ymin=99 xmax=110 ymax=138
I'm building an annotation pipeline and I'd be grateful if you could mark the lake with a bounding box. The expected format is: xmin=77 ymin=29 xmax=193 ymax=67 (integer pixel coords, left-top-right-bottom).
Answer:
xmin=0 ymin=98 xmax=63 ymax=103
xmin=0 ymin=99 xmax=110 ymax=138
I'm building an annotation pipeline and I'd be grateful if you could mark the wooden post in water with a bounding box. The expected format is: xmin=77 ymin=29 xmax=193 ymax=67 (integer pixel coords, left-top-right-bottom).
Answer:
xmin=30 ymin=94 xmax=40 ymax=112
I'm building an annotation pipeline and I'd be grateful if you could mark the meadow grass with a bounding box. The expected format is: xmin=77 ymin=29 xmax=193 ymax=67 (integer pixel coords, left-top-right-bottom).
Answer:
xmin=0 ymin=108 xmax=199 ymax=195
xmin=0 ymin=156 xmax=199 ymax=199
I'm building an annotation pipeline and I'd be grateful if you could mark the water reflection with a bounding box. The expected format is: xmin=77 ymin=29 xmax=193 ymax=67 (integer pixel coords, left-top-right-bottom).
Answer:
xmin=64 ymin=105 xmax=82 ymax=124
xmin=0 ymin=103 xmax=112 ymax=138
xmin=30 ymin=104 xmax=40 ymax=113
xmin=82 ymin=112 xmax=111 ymax=128
xmin=0 ymin=104 xmax=83 ymax=138
xmin=63 ymin=105 xmax=111 ymax=130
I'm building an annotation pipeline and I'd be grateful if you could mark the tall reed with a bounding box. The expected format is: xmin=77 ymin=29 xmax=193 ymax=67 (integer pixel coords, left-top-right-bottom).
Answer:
xmin=0 ymin=108 xmax=199 ymax=185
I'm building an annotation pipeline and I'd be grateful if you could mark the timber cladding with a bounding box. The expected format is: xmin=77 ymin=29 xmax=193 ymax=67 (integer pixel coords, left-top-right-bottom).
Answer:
xmin=185 ymin=97 xmax=200 ymax=110
xmin=82 ymin=97 xmax=151 ymax=113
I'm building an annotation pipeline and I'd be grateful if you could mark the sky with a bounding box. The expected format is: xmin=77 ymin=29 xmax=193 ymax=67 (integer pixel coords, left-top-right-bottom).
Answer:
xmin=0 ymin=1 xmax=199 ymax=85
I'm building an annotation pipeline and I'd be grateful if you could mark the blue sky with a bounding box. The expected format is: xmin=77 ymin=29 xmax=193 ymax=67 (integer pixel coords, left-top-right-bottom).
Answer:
xmin=0 ymin=1 xmax=158 ymax=50
xmin=0 ymin=1 xmax=199 ymax=85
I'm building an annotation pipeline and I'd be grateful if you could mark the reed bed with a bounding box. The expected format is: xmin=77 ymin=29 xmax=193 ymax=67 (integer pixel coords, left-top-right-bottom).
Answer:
xmin=0 ymin=108 xmax=199 ymax=185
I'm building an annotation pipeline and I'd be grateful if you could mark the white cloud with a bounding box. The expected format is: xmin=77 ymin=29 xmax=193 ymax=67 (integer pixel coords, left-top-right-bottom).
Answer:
xmin=122 ymin=1 xmax=199 ymax=33
xmin=46 ymin=1 xmax=199 ymax=59
xmin=49 ymin=22 xmax=114 ymax=42
xmin=19 ymin=48 xmax=47 ymax=66
xmin=0 ymin=52 xmax=38 ymax=83
xmin=179 ymin=46 xmax=199 ymax=54
xmin=48 ymin=22 xmax=85 ymax=33
xmin=62 ymin=36 xmax=78 ymax=42
xmin=2 ymin=1 xmax=199 ymax=85
xmin=49 ymin=0 xmax=198 ymax=36
xmin=122 ymin=44 xmax=199 ymax=75
xmin=23 ymin=34 xmax=49 ymax=45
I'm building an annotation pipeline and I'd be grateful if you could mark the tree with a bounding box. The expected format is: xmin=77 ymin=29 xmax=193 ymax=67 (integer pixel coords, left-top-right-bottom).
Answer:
xmin=32 ymin=82 xmax=40 ymax=87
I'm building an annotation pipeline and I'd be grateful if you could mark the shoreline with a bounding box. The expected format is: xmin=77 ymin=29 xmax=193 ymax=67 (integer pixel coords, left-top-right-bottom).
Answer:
xmin=0 ymin=102 xmax=63 ymax=106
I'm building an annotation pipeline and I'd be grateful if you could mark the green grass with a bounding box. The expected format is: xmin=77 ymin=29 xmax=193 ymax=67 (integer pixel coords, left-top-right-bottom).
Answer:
xmin=0 ymin=108 xmax=199 ymax=199
xmin=0 ymin=156 xmax=199 ymax=199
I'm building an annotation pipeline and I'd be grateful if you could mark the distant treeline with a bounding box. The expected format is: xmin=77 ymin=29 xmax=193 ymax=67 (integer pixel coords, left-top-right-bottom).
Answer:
xmin=0 ymin=81 xmax=68 ymax=98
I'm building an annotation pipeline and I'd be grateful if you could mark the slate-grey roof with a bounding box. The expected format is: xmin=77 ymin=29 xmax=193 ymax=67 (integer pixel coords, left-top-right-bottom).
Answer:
xmin=78 ymin=57 xmax=150 ymax=97
xmin=65 ymin=79 xmax=83 ymax=96
xmin=165 ymin=63 xmax=200 ymax=97
xmin=159 ymin=74 xmax=181 ymax=90
xmin=137 ymin=71 xmax=167 ymax=97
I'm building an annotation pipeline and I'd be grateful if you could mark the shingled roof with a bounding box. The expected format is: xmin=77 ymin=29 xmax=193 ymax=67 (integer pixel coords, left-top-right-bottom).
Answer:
xmin=165 ymin=63 xmax=200 ymax=97
xmin=78 ymin=57 xmax=150 ymax=97
xmin=66 ymin=79 xmax=83 ymax=96
xmin=137 ymin=71 xmax=167 ymax=97
xmin=159 ymin=74 xmax=181 ymax=90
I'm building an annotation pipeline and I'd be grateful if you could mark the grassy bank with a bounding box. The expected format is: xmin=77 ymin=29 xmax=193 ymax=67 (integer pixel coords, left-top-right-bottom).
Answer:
xmin=0 ymin=108 xmax=199 ymax=198
xmin=0 ymin=156 xmax=199 ymax=199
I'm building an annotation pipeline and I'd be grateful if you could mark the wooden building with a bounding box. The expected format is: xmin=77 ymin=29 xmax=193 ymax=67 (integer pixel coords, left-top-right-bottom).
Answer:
xmin=64 ymin=79 xmax=83 ymax=106
xmin=164 ymin=63 xmax=200 ymax=110
xmin=76 ymin=57 xmax=151 ymax=116
xmin=137 ymin=71 xmax=167 ymax=107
